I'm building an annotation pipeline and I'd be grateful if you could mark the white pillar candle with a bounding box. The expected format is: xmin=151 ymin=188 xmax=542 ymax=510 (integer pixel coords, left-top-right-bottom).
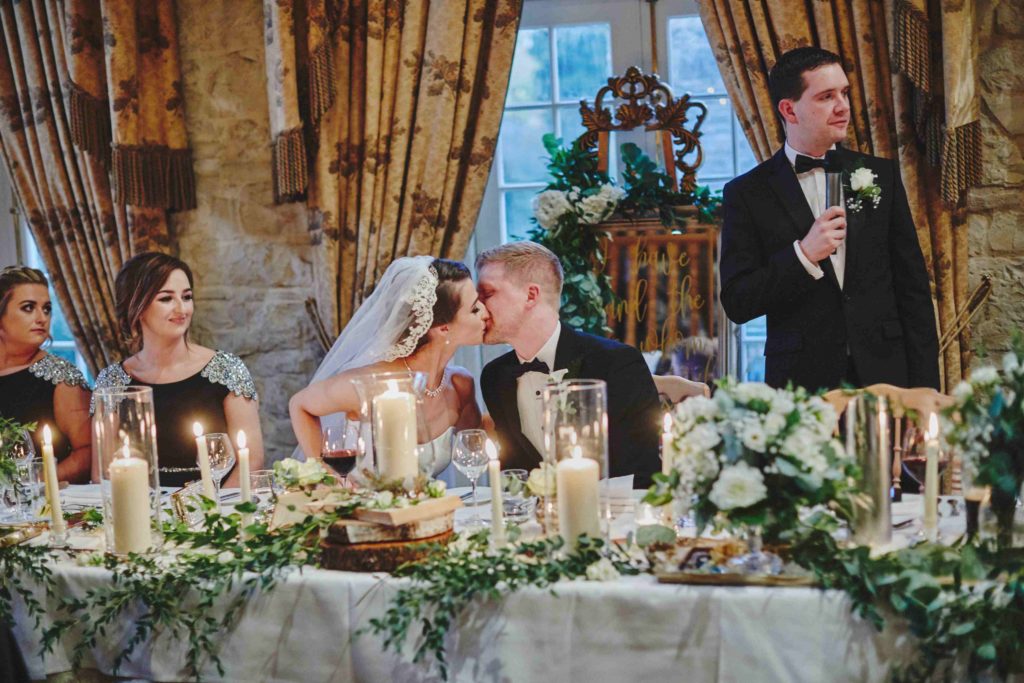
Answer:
xmin=40 ymin=425 xmax=66 ymax=537
xmin=923 ymin=412 xmax=940 ymax=540
xmin=557 ymin=446 xmax=600 ymax=548
xmin=486 ymin=439 xmax=505 ymax=547
xmin=373 ymin=380 xmax=418 ymax=481
xmin=193 ymin=422 xmax=216 ymax=500
xmin=661 ymin=413 xmax=675 ymax=475
xmin=110 ymin=441 xmax=152 ymax=554
xmin=237 ymin=430 xmax=251 ymax=504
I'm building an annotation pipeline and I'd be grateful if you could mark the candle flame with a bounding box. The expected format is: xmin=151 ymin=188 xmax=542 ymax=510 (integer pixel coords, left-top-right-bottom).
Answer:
xmin=927 ymin=412 xmax=940 ymax=440
xmin=663 ymin=412 xmax=672 ymax=433
xmin=485 ymin=438 xmax=498 ymax=461
xmin=237 ymin=430 xmax=247 ymax=450
xmin=192 ymin=422 xmax=204 ymax=438
xmin=42 ymin=424 xmax=52 ymax=446
xmin=571 ymin=445 xmax=583 ymax=460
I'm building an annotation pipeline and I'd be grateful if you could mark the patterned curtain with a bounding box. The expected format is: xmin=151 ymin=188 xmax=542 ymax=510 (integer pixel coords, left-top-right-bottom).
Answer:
xmin=263 ymin=0 xmax=521 ymax=333
xmin=698 ymin=0 xmax=978 ymax=388
xmin=0 ymin=0 xmax=194 ymax=374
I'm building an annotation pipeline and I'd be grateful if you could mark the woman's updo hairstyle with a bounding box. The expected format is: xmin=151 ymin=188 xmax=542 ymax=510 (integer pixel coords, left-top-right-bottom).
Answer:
xmin=0 ymin=266 xmax=48 ymax=319
xmin=115 ymin=252 xmax=194 ymax=349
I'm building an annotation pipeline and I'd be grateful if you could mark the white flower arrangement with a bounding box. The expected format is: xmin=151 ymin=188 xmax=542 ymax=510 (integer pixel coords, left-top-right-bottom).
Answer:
xmin=657 ymin=379 xmax=854 ymax=538
xmin=846 ymin=167 xmax=881 ymax=213
xmin=273 ymin=458 xmax=335 ymax=488
xmin=531 ymin=182 xmax=626 ymax=229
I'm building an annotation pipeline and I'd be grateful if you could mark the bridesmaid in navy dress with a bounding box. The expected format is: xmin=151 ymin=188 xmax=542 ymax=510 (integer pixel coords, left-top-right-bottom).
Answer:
xmin=92 ymin=253 xmax=264 ymax=489
xmin=0 ymin=266 xmax=91 ymax=483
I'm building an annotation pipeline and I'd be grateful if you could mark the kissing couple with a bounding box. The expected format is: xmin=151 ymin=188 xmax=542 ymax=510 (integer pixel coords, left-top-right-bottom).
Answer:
xmin=289 ymin=241 xmax=662 ymax=488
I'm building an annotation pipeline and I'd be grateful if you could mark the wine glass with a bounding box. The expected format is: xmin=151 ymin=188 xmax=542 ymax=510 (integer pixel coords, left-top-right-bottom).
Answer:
xmin=452 ymin=429 xmax=489 ymax=530
xmin=203 ymin=433 xmax=236 ymax=504
xmin=321 ymin=423 xmax=361 ymax=487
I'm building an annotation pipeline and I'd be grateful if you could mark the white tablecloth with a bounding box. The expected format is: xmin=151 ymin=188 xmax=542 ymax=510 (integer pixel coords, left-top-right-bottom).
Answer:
xmin=10 ymin=488 xmax=958 ymax=683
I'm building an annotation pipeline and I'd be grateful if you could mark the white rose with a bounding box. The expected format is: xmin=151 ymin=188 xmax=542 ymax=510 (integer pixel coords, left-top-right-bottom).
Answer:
xmin=533 ymin=190 xmax=573 ymax=230
xmin=577 ymin=189 xmax=620 ymax=224
xmin=426 ymin=480 xmax=447 ymax=498
xmin=585 ymin=557 xmax=621 ymax=582
xmin=740 ymin=422 xmax=768 ymax=453
xmin=850 ymin=167 xmax=876 ymax=192
xmin=762 ymin=413 xmax=786 ymax=439
xmin=372 ymin=491 xmax=395 ymax=508
xmin=1003 ymin=352 xmax=1021 ymax=376
xmin=970 ymin=366 xmax=999 ymax=385
xmin=527 ymin=463 xmax=557 ymax=496
xmin=708 ymin=462 xmax=767 ymax=510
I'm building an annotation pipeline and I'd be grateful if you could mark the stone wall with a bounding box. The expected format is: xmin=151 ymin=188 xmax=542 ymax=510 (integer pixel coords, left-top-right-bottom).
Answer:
xmin=172 ymin=0 xmax=320 ymax=461
xmin=967 ymin=0 xmax=1024 ymax=357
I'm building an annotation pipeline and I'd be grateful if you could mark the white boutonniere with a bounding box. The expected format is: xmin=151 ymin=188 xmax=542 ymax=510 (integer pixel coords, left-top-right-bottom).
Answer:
xmin=846 ymin=167 xmax=881 ymax=213
xmin=547 ymin=368 xmax=569 ymax=384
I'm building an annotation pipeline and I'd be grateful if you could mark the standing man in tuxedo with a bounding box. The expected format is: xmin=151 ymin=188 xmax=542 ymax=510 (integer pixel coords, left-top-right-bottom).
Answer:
xmin=720 ymin=47 xmax=939 ymax=392
xmin=476 ymin=241 xmax=661 ymax=488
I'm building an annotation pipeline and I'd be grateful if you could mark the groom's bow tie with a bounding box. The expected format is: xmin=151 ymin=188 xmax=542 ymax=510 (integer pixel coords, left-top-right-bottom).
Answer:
xmin=793 ymin=154 xmax=828 ymax=174
xmin=511 ymin=358 xmax=550 ymax=378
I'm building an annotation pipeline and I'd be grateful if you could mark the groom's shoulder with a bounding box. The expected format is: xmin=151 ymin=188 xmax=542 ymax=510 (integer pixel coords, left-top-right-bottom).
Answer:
xmin=569 ymin=327 xmax=643 ymax=362
xmin=481 ymin=349 xmax=517 ymax=377
xmin=724 ymin=150 xmax=779 ymax=195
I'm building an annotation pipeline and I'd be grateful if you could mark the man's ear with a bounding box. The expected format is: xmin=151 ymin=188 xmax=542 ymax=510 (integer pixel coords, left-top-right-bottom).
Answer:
xmin=778 ymin=99 xmax=798 ymax=126
xmin=524 ymin=283 xmax=541 ymax=308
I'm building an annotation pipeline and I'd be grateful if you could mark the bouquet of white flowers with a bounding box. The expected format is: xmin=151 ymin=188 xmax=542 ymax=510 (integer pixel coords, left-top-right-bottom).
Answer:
xmin=647 ymin=378 xmax=856 ymax=540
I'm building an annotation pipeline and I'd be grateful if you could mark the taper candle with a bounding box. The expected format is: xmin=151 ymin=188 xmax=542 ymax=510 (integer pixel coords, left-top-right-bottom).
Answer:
xmin=237 ymin=430 xmax=251 ymax=504
xmin=40 ymin=425 xmax=66 ymax=538
xmin=923 ymin=412 xmax=940 ymax=541
xmin=193 ymin=422 xmax=216 ymax=499
xmin=661 ymin=413 xmax=675 ymax=475
xmin=486 ymin=439 xmax=505 ymax=547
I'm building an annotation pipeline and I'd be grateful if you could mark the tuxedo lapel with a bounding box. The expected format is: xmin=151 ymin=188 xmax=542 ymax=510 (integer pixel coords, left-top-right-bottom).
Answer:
xmin=495 ymin=359 xmax=543 ymax=464
xmin=838 ymin=148 xmax=866 ymax=288
xmin=553 ymin=325 xmax=581 ymax=373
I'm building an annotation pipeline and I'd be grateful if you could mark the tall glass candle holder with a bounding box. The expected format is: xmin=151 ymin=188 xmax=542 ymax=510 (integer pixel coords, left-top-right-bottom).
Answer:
xmin=542 ymin=379 xmax=610 ymax=550
xmin=92 ymin=386 xmax=163 ymax=555
xmin=846 ymin=393 xmax=892 ymax=547
xmin=350 ymin=371 xmax=436 ymax=486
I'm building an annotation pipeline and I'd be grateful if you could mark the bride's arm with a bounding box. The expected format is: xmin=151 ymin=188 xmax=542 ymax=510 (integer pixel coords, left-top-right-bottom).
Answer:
xmin=451 ymin=368 xmax=481 ymax=430
xmin=288 ymin=373 xmax=361 ymax=459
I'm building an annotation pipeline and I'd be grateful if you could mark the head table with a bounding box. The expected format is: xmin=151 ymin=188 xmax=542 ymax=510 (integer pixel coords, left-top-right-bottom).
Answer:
xmin=10 ymin=487 xmax=954 ymax=683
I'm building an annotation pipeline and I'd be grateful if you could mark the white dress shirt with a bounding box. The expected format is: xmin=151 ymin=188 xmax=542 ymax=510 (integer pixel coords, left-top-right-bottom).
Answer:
xmin=516 ymin=322 xmax=561 ymax=455
xmin=786 ymin=141 xmax=845 ymax=289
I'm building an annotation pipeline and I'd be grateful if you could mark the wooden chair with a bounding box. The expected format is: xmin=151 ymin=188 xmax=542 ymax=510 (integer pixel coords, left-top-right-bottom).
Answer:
xmin=824 ymin=384 xmax=956 ymax=496
xmin=653 ymin=374 xmax=710 ymax=404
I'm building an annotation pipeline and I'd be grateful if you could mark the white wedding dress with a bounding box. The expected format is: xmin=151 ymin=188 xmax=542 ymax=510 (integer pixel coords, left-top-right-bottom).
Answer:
xmin=422 ymin=426 xmax=455 ymax=484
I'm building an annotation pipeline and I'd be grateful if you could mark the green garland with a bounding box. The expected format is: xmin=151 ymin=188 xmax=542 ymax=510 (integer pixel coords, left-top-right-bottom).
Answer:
xmin=0 ymin=542 xmax=56 ymax=630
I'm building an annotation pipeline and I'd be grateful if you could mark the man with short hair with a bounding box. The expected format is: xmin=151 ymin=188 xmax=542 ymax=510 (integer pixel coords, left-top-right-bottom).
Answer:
xmin=720 ymin=46 xmax=939 ymax=391
xmin=476 ymin=241 xmax=661 ymax=487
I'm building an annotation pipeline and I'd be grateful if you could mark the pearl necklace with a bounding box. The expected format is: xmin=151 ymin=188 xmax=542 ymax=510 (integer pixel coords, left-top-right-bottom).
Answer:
xmin=403 ymin=359 xmax=446 ymax=398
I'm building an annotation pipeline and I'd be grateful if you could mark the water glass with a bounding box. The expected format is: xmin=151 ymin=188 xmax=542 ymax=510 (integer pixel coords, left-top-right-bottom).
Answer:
xmin=500 ymin=469 xmax=534 ymax=524
xmin=203 ymin=433 xmax=236 ymax=506
xmin=249 ymin=469 xmax=277 ymax=521
xmin=10 ymin=431 xmax=36 ymax=521
xmin=22 ymin=459 xmax=45 ymax=520
xmin=452 ymin=429 xmax=489 ymax=530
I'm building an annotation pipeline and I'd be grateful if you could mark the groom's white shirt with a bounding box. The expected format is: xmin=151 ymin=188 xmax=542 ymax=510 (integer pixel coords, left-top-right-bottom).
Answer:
xmin=516 ymin=322 xmax=561 ymax=455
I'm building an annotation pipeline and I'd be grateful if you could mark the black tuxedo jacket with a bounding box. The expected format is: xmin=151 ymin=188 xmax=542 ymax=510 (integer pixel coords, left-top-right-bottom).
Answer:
xmin=719 ymin=146 xmax=940 ymax=392
xmin=480 ymin=326 xmax=662 ymax=488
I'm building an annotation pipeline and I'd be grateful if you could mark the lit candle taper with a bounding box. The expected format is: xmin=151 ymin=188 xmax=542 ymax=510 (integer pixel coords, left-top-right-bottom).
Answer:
xmin=41 ymin=425 xmax=66 ymax=541
xmin=923 ymin=413 xmax=940 ymax=541
xmin=193 ymin=422 xmax=215 ymax=499
xmin=237 ymin=430 xmax=251 ymax=505
xmin=661 ymin=412 xmax=675 ymax=475
xmin=486 ymin=439 xmax=505 ymax=548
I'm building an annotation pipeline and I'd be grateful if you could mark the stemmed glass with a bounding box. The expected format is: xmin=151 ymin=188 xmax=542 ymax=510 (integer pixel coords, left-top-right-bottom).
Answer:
xmin=321 ymin=423 xmax=361 ymax=487
xmin=203 ymin=433 xmax=236 ymax=506
xmin=10 ymin=431 xmax=36 ymax=522
xmin=452 ymin=429 xmax=489 ymax=530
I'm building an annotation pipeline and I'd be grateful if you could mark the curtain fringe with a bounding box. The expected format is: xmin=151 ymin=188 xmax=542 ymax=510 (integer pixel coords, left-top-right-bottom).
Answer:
xmin=892 ymin=0 xmax=931 ymax=94
xmin=66 ymin=81 xmax=112 ymax=164
xmin=308 ymin=40 xmax=337 ymax=127
xmin=941 ymin=120 xmax=982 ymax=205
xmin=272 ymin=126 xmax=309 ymax=203
xmin=112 ymin=145 xmax=197 ymax=210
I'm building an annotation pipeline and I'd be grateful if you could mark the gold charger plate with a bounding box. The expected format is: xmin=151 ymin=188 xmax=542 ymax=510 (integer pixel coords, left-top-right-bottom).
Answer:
xmin=0 ymin=522 xmax=46 ymax=548
xmin=655 ymin=571 xmax=817 ymax=587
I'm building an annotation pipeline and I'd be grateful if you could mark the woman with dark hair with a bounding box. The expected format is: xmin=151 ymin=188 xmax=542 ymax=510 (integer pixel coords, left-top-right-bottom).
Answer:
xmin=92 ymin=252 xmax=264 ymax=488
xmin=0 ymin=266 xmax=91 ymax=483
xmin=289 ymin=257 xmax=488 ymax=475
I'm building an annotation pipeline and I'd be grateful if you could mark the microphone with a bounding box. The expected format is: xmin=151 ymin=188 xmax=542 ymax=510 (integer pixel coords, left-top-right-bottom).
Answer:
xmin=824 ymin=150 xmax=842 ymax=210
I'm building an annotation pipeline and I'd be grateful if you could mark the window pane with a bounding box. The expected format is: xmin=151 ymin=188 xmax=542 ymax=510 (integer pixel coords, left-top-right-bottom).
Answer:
xmin=49 ymin=299 xmax=73 ymax=341
xmin=693 ymin=97 xmax=734 ymax=179
xmin=735 ymin=118 xmax=758 ymax=172
xmin=500 ymin=108 xmax=554 ymax=184
xmin=557 ymin=105 xmax=586 ymax=146
xmin=507 ymin=28 xmax=552 ymax=105
xmin=667 ymin=16 xmax=725 ymax=97
xmin=503 ymin=189 xmax=540 ymax=242
xmin=554 ymin=24 xmax=611 ymax=102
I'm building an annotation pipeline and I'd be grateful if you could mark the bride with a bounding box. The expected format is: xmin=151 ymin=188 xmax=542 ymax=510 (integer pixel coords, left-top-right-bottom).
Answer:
xmin=289 ymin=256 xmax=488 ymax=476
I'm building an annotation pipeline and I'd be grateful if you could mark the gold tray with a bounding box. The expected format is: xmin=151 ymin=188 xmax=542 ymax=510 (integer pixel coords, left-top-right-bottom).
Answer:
xmin=0 ymin=523 xmax=46 ymax=548
xmin=655 ymin=570 xmax=817 ymax=587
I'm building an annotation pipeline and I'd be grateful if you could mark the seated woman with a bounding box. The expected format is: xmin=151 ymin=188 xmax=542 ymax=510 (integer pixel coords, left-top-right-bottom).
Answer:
xmin=289 ymin=257 xmax=486 ymax=477
xmin=0 ymin=266 xmax=91 ymax=483
xmin=92 ymin=253 xmax=263 ymax=488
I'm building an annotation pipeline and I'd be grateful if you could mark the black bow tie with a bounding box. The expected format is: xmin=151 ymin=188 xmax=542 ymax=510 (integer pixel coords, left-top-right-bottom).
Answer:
xmin=794 ymin=154 xmax=827 ymax=174
xmin=511 ymin=358 xmax=550 ymax=378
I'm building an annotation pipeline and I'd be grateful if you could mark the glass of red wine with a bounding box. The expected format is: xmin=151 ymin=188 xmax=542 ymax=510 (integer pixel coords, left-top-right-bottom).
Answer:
xmin=321 ymin=424 xmax=360 ymax=487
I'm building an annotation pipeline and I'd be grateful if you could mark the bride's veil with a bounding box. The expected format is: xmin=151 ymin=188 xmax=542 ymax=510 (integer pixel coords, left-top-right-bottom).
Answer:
xmin=294 ymin=256 xmax=439 ymax=459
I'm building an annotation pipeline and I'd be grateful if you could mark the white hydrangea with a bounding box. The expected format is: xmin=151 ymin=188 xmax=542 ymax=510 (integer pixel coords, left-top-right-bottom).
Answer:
xmin=708 ymin=462 xmax=767 ymax=510
xmin=576 ymin=183 xmax=626 ymax=224
xmin=970 ymin=366 xmax=999 ymax=385
xmin=585 ymin=557 xmax=621 ymax=582
xmin=740 ymin=419 xmax=768 ymax=453
xmin=1004 ymin=352 xmax=1021 ymax=377
xmin=733 ymin=382 xmax=776 ymax=407
xmin=533 ymin=190 xmax=573 ymax=229
xmin=952 ymin=380 xmax=973 ymax=403
xmin=762 ymin=412 xmax=786 ymax=439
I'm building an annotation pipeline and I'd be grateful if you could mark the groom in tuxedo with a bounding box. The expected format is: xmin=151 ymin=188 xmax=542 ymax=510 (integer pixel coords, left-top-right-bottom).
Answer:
xmin=720 ymin=47 xmax=939 ymax=392
xmin=476 ymin=241 xmax=662 ymax=488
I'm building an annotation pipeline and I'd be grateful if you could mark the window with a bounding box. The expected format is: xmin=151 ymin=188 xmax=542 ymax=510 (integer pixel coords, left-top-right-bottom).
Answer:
xmin=468 ymin=0 xmax=764 ymax=380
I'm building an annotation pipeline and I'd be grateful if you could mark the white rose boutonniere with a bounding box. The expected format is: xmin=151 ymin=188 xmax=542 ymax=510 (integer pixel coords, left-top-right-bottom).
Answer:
xmin=547 ymin=368 xmax=569 ymax=384
xmin=846 ymin=167 xmax=881 ymax=213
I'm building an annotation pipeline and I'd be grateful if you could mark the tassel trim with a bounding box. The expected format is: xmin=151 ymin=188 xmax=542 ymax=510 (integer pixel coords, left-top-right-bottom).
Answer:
xmin=308 ymin=39 xmax=337 ymax=127
xmin=941 ymin=120 xmax=981 ymax=205
xmin=272 ymin=126 xmax=309 ymax=203
xmin=892 ymin=0 xmax=931 ymax=94
xmin=67 ymin=81 xmax=112 ymax=164
xmin=112 ymin=144 xmax=197 ymax=210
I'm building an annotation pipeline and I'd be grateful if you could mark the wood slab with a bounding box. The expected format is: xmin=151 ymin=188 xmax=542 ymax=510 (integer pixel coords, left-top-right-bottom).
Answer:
xmin=321 ymin=530 xmax=453 ymax=573
xmin=353 ymin=495 xmax=462 ymax=526
xmin=327 ymin=512 xmax=454 ymax=545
